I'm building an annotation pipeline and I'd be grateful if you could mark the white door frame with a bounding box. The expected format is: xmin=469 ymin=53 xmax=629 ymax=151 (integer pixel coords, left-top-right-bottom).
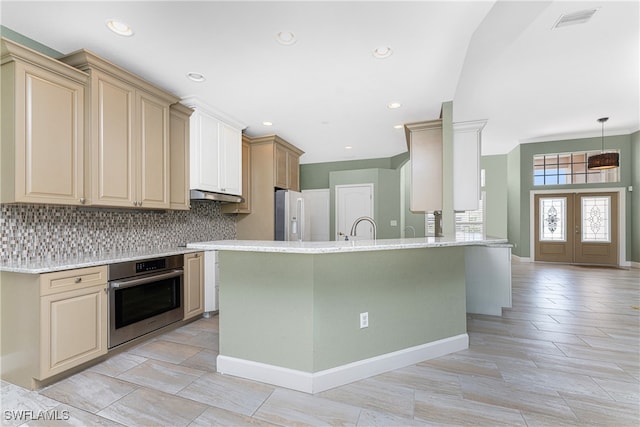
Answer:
xmin=335 ymin=183 xmax=374 ymax=240
xmin=529 ymin=187 xmax=627 ymax=266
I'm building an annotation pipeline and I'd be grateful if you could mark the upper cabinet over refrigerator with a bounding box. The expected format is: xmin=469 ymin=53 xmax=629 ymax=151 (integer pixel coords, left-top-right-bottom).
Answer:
xmin=183 ymin=97 xmax=246 ymax=197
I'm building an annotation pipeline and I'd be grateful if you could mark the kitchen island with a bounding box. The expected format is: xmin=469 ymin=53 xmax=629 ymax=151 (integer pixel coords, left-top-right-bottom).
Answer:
xmin=188 ymin=235 xmax=510 ymax=393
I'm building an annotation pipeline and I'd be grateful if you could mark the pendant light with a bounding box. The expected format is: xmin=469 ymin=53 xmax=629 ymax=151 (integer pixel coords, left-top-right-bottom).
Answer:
xmin=588 ymin=117 xmax=619 ymax=170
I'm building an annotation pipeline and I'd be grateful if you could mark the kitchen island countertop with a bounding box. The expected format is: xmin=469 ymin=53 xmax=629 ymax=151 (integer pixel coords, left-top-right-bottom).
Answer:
xmin=187 ymin=234 xmax=509 ymax=254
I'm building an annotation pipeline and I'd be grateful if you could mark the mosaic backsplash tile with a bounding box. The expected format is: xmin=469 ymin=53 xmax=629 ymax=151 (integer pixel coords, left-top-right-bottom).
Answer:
xmin=0 ymin=202 xmax=236 ymax=263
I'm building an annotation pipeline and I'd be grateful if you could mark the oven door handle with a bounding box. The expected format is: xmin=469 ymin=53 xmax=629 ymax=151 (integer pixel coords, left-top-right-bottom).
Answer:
xmin=109 ymin=269 xmax=183 ymax=290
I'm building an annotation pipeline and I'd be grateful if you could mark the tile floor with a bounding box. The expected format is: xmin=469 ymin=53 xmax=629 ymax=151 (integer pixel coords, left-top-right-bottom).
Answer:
xmin=1 ymin=261 xmax=639 ymax=426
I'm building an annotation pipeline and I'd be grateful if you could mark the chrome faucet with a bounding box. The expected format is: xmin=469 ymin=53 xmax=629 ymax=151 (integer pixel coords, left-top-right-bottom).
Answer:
xmin=350 ymin=216 xmax=377 ymax=240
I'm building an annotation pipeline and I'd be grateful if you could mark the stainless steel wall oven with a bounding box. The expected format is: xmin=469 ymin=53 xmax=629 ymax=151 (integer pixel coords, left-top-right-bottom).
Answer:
xmin=108 ymin=255 xmax=183 ymax=348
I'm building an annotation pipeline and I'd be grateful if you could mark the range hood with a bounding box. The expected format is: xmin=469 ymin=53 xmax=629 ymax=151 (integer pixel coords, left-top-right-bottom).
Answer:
xmin=190 ymin=189 xmax=244 ymax=203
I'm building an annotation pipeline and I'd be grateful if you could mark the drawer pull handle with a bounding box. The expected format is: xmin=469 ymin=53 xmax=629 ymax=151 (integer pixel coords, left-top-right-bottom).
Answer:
xmin=75 ymin=277 xmax=82 ymax=283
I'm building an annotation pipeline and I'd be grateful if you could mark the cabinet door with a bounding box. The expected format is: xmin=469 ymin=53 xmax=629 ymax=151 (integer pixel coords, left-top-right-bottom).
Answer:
xmin=191 ymin=112 xmax=221 ymax=192
xmin=10 ymin=62 xmax=85 ymax=205
xmin=184 ymin=252 xmax=204 ymax=320
xmin=170 ymin=105 xmax=191 ymax=210
xmin=91 ymin=71 xmax=135 ymax=207
xmin=274 ymin=144 xmax=288 ymax=189
xmin=288 ymin=151 xmax=300 ymax=191
xmin=39 ymin=284 xmax=107 ymax=379
xmin=406 ymin=120 xmax=443 ymax=212
xmin=137 ymin=91 xmax=170 ymax=209
xmin=219 ymin=123 xmax=242 ymax=195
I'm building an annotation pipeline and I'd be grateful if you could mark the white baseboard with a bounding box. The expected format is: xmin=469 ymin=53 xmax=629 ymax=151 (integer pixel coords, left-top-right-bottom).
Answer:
xmin=217 ymin=333 xmax=469 ymax=394
xmin=629 ymin=261 xmax=640 ymax=269
xmin=511 ymin=254 xmax=531 ymax=263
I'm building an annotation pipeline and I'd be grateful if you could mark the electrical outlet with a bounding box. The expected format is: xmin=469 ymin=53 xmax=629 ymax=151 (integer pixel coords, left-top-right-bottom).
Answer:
xmin=360 ymin=312 xmax=369 ymax=329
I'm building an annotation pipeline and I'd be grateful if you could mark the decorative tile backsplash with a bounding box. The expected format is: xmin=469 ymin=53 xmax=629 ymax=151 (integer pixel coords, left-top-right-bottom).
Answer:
xmin=0 ymin=201 xmax=236 ymax=263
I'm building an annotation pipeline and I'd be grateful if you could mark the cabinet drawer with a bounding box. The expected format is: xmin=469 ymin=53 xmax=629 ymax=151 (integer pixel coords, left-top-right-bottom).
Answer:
xmin=40 ymin=266 xmax=108 ymax=295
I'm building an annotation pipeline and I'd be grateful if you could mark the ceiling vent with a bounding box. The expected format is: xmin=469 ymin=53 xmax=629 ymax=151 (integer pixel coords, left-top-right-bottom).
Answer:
xmin=553 ymin=8 xmax=598 ymax=29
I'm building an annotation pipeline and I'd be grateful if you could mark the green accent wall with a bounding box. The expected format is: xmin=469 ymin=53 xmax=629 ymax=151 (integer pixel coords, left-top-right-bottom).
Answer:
xmin=218 ymin=248 xmax=467 ymax=372
xmin=631 ymin=131 xmax=640 ymax=263
xmin=1 ymin=26 xmax=63 ymax=58
xmin=481 ymin=155 xmax=508 ymax=238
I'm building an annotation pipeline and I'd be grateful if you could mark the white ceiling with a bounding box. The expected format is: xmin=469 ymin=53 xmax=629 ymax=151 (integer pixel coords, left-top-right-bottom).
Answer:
xmin=1 ymin=1 xmax=638 ymax=163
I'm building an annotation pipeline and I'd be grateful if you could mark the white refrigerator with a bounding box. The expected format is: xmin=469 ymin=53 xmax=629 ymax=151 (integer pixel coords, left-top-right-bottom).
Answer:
xmin=275 ymin=189 xmax=311 ymax=241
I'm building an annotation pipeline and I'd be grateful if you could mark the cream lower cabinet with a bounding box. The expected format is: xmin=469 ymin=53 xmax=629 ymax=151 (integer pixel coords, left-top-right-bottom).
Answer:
xmin=60 ymin=50 xmax=179 ymax=209
xmin=1 ymin=266 xmax=108 ymax=389
xmin=1 ymin=38 xmax=88 ymax=206
xmin=183 ymin=252 xmax=204 ymax=320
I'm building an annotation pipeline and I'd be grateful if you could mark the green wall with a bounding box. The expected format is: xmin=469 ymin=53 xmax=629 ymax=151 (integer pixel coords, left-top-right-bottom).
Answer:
xmin=631 ymin=131 xmax=640 ymax=264
xmin=481 ymin=155 xmax=508 ymax=238
xmin=218 ymin=248 xmax=467 ymax=372
xmin=510 ymin=134 xmax=634 ymax=261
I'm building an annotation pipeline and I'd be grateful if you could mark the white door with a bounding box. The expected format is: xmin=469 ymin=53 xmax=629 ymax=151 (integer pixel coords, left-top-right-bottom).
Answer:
xmin=335 ymin=184 xmax=374 ymax=240
xmin=302 ymin=189 xmax=330 ymax=241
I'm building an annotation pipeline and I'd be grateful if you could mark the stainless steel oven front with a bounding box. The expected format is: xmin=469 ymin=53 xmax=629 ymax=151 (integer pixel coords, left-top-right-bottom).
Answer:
xmin=108 ymin=255 xmax=184 ymax=348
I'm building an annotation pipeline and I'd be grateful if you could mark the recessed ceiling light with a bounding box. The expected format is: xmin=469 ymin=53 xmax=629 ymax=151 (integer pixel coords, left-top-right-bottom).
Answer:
xmin=393 ymin=124 xmax=404 ymax=129
xmin=186 ymin=72 xmax=206 ymax=82
xmin=262 ymin=121 xmax=273 ymax=126
xmin=275 ymin=31 xmax=297 ymax=46
xmin=345 ymin=146 xmax=353 ymax=150
xmin=372 ymin=46 xmax=393 ymax=59
xmin=387 ymin=102 xmax=402 ymax=109
xmin=106 ymin=19 xmax=134 ymax=37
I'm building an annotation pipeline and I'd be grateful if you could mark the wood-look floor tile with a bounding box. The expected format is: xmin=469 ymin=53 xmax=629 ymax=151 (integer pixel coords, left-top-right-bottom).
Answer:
xmin=561 ymin=391 xmax=640 ymax=425
xmin=531 ymin=320 xmax=609 ymax=337
xmin=87 ymin=352 xmax=148 ymax=378
xmin=591 ymin=376 xmax=640 ymax=404
xmin=414 ymin=391 xmax=527 ymax=426
xmin=40 ymin=372 xmax=137 ymax=414
xmin=1 ymin=380 xmax=61 ymax=427
xmin=116 ymin=359 xmax=205 ymax=394
xmin=96 ymin=387 xmax=206 ymax=427
xmin=23 ymin=403 xmax=126 ymax=426
xmin=357 ymin=409 xmax=429 ymax=426
xmin=177 ymin=373 xmax=274 ymax=416
xmin=254 ymin=388 xmax=361 ymax=426
xmin=190 ymin=406 xmax=280 ymax=427
xmin=373 ymin=364 xmax=462 ymax=397
xmin=319 ymin=377 xmax=415 ymax=419
xmin=528 ymin=352 xmax=633 ymax=382
xmin=128 ymin=339 xmax=201 ymax=364
xmin=179 ymin=349 xmax=218 ymax=372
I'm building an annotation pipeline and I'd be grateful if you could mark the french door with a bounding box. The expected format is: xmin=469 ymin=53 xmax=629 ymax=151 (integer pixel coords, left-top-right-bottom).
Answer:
xmin=534 ymin=192 xmax=618 ymax=266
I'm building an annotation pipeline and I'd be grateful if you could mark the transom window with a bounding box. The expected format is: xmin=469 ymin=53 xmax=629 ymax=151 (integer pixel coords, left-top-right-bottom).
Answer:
xmin=533 ymin=151 xmax=620 ymax=186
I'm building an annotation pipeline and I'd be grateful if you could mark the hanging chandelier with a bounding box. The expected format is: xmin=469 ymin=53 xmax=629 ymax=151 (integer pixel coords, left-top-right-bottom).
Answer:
xmin=588 ymin=117 xmax=619 ymax=170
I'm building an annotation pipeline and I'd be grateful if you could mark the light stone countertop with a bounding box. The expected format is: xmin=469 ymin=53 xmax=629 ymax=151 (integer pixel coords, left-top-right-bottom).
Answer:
xmin=0 ymin=246 xmax=201 ymax=274
xmin=187 ymin=234 xmax=510 ymax=254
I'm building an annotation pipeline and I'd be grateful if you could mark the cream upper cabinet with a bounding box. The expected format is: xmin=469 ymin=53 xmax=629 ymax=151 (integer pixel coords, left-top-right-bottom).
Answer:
xmin=170 ymin=103 xmax=193 ymax=210
xmin=453 ymin=120 xmax=486 ymax=212
xmin=274 ymin=143 xmax=301 ymax=191
xmin=405 ymin=119 xmax=443 ymax=213
xmin=183 ymin=98 xmax=245 ymax=196
xmin=60 ymin=49 xmax=179 ymax=209
xmin=1 ymin=38 xmax=88 ymax=206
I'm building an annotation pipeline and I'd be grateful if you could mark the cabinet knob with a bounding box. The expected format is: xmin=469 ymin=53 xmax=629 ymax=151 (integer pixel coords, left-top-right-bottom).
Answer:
xmin=79 ymin=197 xmax=86 ymax=204
xmin=75 ymin=277 xmax=82 ymax=283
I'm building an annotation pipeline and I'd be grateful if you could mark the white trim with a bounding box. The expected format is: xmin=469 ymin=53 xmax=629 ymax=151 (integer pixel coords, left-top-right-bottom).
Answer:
xmin=529 ymin=187 xmax=626 ymax=266
xmin=630 ymin=261 xmax=640 ymax=269
xmin=217 ymin=333 xmax=469 ymax=394
xmin=511 ymin=254 xmax=532 ymax=263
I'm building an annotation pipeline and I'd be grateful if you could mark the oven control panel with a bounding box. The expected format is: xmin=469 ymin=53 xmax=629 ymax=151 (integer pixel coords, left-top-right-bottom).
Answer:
xmin=136 ymin=259 xmax=166 ymax=274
